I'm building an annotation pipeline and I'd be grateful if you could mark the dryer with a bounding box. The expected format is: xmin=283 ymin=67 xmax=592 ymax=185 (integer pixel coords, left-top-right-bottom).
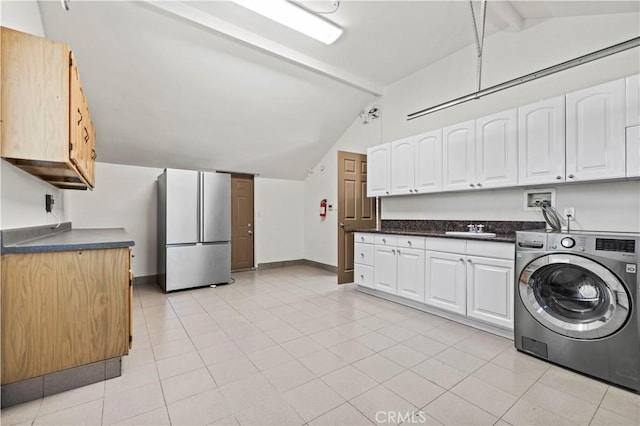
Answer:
xmin=515 ymin=230 xmax=640 ymax=393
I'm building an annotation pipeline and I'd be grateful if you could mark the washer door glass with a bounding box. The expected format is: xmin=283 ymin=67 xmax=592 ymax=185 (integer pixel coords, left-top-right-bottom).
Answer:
xmin=519 ymin=254 xmax=630 ymax=339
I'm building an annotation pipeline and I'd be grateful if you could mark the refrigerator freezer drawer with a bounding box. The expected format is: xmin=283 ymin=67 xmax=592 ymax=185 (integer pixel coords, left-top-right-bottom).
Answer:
xmin=165 ymin=243 xmax=231 ymax=291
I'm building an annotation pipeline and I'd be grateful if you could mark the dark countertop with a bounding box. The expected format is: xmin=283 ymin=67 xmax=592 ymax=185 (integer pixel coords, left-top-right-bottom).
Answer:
xmin=355 ymin=220 xmax=547 ymax=244
xmin=354 ymin=228 xmax=516 ymax=243
xmin=1 ymin=222 xmax=134 ymax=254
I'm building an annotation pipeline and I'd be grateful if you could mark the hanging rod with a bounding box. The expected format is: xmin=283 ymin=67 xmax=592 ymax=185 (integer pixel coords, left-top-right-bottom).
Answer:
xmin=407 ymin=36 xmax=640 ymax=121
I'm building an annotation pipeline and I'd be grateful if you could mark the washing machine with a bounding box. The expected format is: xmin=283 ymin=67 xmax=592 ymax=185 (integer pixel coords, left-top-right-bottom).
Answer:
xmin=515 ymin=230 xmax=640 ymax=393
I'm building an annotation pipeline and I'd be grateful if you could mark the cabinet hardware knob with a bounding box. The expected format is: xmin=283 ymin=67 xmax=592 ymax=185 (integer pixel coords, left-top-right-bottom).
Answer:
xmin=382 ymin=238 xmax=386 ymax=243
xmin=467 ymin=259 xmax=473 ymax=263
xmin=360 ymin=275 xmax=364 ymax=279
xmin=414 ymin=189 xmax=418 ymax=193
xmin=360 ymin=253 xmax=364 ymax=257
xmin=470 ymin=183 xmax=475 ymax=188
xmin=459 ymin=257 xmax=464 ymax=262
xmin=556 ymin=175 xmax=562 ymax=180
xmin=385 ymin=191 xmax=389 ymax=194
xmin=392 ymin=249 xmax=396 ymax=254
xmin=407 ymin=241 xmax=411 ymax=246
xmin=568 ymin=174 xmax=575 ymax=179
xmin=477 ymin=183 xmax=482 ymax=187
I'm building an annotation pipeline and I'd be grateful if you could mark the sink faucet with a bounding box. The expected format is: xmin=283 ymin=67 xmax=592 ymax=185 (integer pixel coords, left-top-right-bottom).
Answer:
xmin=467 ymin=224 xmax=485 ymax=233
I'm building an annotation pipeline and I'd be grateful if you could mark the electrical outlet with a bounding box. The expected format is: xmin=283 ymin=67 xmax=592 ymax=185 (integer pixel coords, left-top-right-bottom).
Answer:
xmin=563 ymin=207 xmax=575 ymax=219
xmin=45 ymin=194 xmax=54 ymax=213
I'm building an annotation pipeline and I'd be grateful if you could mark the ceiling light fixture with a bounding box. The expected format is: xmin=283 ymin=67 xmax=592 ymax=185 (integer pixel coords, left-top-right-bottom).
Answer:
xmin=229 ymin=0 xmax=343 ymax=45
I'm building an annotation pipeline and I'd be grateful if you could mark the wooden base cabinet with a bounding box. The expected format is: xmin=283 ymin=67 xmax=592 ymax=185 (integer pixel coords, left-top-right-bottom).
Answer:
xmin=1 ymin=248 xmax=130 ymax=385
xmin=1 ymin=27 xmax=95 ymax=189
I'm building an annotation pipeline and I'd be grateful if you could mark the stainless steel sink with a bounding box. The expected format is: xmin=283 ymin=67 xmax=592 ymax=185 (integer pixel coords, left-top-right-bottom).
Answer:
xmin=445 ymin=231 xmax=497 ymax=238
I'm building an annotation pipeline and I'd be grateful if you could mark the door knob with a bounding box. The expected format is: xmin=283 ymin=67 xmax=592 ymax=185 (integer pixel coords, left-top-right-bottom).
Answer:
xmin=339 ymin=223 xmax=345 ymax=228
xmin=248 ymin=230 xmax=253 ymax=235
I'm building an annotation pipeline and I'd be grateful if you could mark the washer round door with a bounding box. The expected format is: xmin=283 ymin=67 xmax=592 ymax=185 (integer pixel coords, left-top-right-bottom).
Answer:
xmin=519 ymin=254 xmax=631 ymax=339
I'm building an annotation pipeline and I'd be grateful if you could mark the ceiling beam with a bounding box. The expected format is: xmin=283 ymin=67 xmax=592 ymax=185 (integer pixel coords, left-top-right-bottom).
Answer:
xmin=142 ymin=1 xmax=384 ymax=96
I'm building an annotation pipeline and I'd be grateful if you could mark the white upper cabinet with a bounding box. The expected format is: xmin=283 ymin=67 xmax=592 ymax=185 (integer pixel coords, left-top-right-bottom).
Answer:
xmin=414 ymin=129 xmax=443 ymax=193
xmin=518 ymin=97 xmax=566 ymax=185
xmin=390 ymin=136 xmax=416 ymax=195
xmin=367 ymin=143 xmax=391 ymax=197
xmin=627 ymin=74 xmax=640 ymax=127
xmin=627 ymin=125 xmax=640 ymax=177
xmin=566 ymin=79 xmax=626 ymax=182
xmin=475 ymin=109 xmax=518 ymax=188
xmin=443 ymin=120 xmax=476 ymax=191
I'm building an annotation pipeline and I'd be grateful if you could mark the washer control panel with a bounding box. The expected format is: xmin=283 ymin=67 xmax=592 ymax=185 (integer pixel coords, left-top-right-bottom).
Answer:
xmin=548 ymin=234 xmax=586 ymax=252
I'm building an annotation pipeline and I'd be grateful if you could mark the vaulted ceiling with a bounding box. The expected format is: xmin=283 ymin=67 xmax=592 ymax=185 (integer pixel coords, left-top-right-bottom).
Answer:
xmin=37 ymin=1 xmax=639 ymax=179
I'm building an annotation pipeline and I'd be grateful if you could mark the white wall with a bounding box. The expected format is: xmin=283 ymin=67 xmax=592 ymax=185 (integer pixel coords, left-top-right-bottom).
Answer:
xmin=0 ymin=1 xmax=69 ymax=230
xmin=65 ymin=162 xmax=162 ymax=277
xmin=304 ymin=12 xmax=640 ymax=266
xmin=254 ymin=177 xmax=304 ymax=264
xmin=304 ymin=114 xmax=382 ymax=266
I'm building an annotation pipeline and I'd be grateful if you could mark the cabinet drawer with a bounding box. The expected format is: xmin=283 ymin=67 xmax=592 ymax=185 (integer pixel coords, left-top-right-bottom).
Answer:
xmin=354 ymin=233 xmax=375 ymax=244
xmin=426 ymin=237 xmax=466 ymax=254
xmin=466 ymin=241 xmax=514 ymax=260
xmin=374 ymin=234 xmax=397 ymax=246
xmin=397 ymin=236 xmax=425 ymax=249
xmin=354 ymin=264 xmax=374 ymax=288
xmin=355 ymin=243 xmax=374 ymax=266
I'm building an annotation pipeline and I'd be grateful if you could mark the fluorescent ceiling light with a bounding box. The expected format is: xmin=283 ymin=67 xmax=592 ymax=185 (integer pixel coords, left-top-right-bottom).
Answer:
xmin=230 ymin=0 xmax=343 ymax=45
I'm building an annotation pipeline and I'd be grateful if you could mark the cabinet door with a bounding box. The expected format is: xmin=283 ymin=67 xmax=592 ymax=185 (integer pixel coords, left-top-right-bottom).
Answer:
xmin=414 ymin=129 xmax=443 ymax=193
xmin=69 ymin=52 xmax=94 ymax=188
xmin=627 ymin=125 xmax=640 ymax=177
xmin=627 ymin=74 xmax=639 ymax=127
xmin=367 ymin=143 xmax=391 ymax=197
xmin=518 ymin=97 xmax=566 ymax=185
xmin=466 ymin=256 xmax=514 ymax=330
xmin=566 ymin=79 xmax=625 ymax=181
xmin=475 ymin=109 xmax=518 ymax=188
xmin=397 ymin=247 xmax=425 ymax=302
xmin=442 ymin=121 xmax=476 ymax=191
xmin=425 ymin=251 xmax=466 ymax=315
xmin=390 ymin=137 xmax=415 ymax=195
xmin=374 ymin=245 xmax=397 ymax=294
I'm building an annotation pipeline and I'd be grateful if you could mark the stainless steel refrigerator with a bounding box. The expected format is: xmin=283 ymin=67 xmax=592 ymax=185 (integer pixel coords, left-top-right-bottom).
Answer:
xmin=157 ymin=169 xmax=231 ymax=292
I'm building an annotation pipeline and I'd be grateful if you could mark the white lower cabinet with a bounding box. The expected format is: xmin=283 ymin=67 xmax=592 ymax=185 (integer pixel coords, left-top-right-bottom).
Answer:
xmin=397 ymin=247 xmax=425 ymax=302
xmin=374 ymin=245 xmax=398 ymax=294
xmin=356 ymin=233 xmax=514 ymax=331
xmin=425 ymin=251 xmax=466 ymax=315
xmin=466 ymin=255 xmax=514 ymax=329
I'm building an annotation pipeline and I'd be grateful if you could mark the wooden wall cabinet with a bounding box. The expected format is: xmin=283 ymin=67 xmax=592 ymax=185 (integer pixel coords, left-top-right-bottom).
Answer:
xmin=1 ymin=26 xmax=95 ymax=189
xmin=1 ymin=248 xmax=130 ymax=385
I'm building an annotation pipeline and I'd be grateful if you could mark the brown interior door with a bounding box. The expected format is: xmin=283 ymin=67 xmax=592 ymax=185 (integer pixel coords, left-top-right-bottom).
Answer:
xmin=338 ymin=151 xmax=376 ymax=284
xmin=231 ymin=174 xmax=255 ymax=271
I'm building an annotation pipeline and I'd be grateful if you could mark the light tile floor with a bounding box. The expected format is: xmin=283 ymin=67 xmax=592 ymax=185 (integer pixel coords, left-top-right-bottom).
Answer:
xmin=2 ymin=265 xmax=639 ymax=426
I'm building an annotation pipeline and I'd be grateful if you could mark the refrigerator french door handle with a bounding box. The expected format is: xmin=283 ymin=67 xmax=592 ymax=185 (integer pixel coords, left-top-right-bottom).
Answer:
xmin=198 ymin=172 xmax=204 ymax=243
